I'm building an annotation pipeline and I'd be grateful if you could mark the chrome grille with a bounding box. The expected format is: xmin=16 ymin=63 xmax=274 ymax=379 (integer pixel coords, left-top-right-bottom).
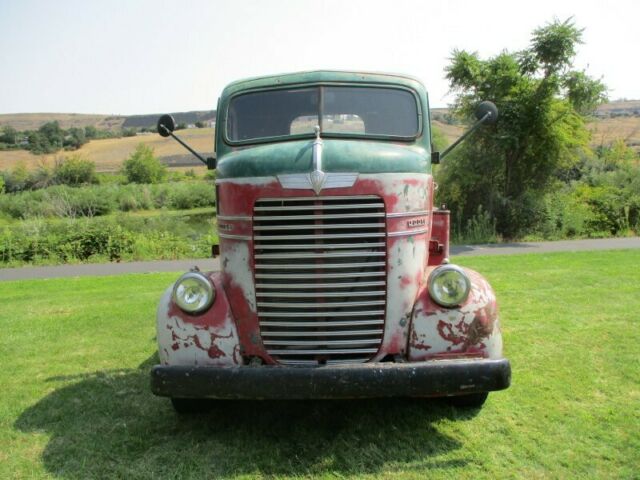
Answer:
xmin=253 ymin=195 xmax=387 ymax=365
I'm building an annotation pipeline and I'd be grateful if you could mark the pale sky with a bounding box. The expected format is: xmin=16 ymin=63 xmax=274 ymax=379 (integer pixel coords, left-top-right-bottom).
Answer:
xmin=1 ymin=0 xmax=638 ymax=115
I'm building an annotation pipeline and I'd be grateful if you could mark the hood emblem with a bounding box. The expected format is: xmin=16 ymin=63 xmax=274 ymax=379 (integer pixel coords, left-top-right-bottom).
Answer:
xmin=277 ymin=125 xmax=359 ymax=193
xmin=309 ymin=169 xmax=326 ymax=194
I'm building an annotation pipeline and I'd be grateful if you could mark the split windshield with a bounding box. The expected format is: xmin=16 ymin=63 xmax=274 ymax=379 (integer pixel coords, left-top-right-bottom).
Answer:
xmin=226 ymin=86 xmax=419 ymax=143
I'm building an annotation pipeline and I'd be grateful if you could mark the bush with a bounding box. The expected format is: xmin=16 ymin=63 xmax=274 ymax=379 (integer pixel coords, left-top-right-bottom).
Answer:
xmin=0 ymin=213 xmax=216 ymax=265
xmin=53 ymin=155 xmax=96 ymax=186
xmin=0 ymin=175 xmax=4 ymax=194
xmin=167 ymin=182 xmax=216 ymax=210
xmin=122 ymin=144 xmax=166 ymax=184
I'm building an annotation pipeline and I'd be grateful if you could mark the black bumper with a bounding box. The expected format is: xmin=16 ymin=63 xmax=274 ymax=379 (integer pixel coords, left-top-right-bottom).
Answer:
xmin=151 ymin=358 xmax=511 ymax=400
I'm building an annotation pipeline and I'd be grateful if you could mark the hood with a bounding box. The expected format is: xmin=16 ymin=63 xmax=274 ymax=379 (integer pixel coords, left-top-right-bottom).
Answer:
xmin=216 ymin=139 xmax=429 ymax=179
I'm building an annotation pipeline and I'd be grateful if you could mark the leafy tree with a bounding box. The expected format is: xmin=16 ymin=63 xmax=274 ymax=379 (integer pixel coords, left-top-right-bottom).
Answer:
xmin=0 ymin=175 xmax=4 ymax=194
xmin=84 ymin=125 xmax=98 ymax=139
xmin=53 ymin=155 xmax=96 ymax=185
xmin=64 ymin=127 xmax=87 ymax=150
xmin=437 ymin=18 xmax=607 ymax=238
xmin=0 ymin=126 xmax=18 ymax=145
xmin=122 ymin=144 xmax=166 ymax=184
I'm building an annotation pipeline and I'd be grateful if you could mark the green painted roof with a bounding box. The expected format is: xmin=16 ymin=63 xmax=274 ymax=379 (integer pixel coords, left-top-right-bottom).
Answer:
xmin=220 ymin=70 xmax=427 ymax=98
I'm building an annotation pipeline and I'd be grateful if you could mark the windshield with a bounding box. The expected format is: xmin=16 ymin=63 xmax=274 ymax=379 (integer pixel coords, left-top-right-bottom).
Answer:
xmin=226 ymin=86 xmax=419 ymax=143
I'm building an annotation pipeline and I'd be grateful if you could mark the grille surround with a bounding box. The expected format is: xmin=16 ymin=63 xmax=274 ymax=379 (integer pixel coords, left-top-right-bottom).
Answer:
xmin=253 ymin=195 xmax=387 ymax=366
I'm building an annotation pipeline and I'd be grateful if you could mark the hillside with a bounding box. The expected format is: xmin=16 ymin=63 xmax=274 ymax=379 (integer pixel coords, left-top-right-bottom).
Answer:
xmin=0 ymin=128 xmax=215 ymax=172
xmin=0 ymin=110 xmax=216 ymax=131
xmin=0 ymin=100 xmax=638 ymax=173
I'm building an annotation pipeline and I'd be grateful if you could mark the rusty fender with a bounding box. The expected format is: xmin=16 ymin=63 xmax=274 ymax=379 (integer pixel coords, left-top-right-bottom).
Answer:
xmin=156 ymin=272 xmax=241 ymax=367
xmin=409 ymin=267 xmax=504 ymax=361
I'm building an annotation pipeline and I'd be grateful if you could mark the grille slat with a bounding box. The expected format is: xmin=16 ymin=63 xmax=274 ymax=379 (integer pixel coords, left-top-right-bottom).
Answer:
xmin=256 ymin=261 xmax=385 ymax=270
xmin=261 ymin=329 xmax=383 ymax=337
xmin=254 ymin=195 xmax=387 ymax=366
xmin=256 ymin=291 xmax=384 ymax=298
xmin=260 ymin=320 xmax=384 ymax=328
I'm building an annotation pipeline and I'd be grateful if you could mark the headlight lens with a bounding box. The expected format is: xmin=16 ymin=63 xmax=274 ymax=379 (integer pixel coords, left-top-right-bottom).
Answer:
xmin=428 ymin=264 xmax=471 ymax=307
xmin=172 ymin=272 xmax=215 ymax=314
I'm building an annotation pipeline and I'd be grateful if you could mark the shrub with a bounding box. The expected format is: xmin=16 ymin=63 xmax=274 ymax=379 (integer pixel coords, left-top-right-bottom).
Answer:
xmin=167 ymin=182 xmax=216 ymax=210
xmin=122 ymin=144 xmax=166 ymax=184
xmin=0 ymin=175 xmax=4 ymax=194
xmin=53 ymin=155 xmax=96 ymax=186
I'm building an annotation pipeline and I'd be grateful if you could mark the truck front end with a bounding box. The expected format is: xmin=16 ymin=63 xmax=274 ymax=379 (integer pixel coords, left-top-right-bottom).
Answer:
xmin=151 ymin=71 xmax=510 ymax=409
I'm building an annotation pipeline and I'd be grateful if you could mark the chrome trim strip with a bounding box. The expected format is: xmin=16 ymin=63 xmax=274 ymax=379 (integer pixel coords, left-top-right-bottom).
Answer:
xmin=255 ymin=251 xmax=385 ymax=260
xmin=386 ymin=210 xmax=429 ymax=218
xmin=257 ymin=195 xmax=380 ymax=202
xmin=265 ymin=348 xmax=379 ymax=355
xmin=217 ymin=215 xmax=252 ymax=221
xmin=255 ymin=271 xmax=385 ymax=279
xmin=256 ymin=291 xmax=383 ymax=298
xmin=264 ymin=339 xmax=380 ymax=347
xmin=255 ymin=242 xmax=385 ymax=250
xmin=260 ymin=329 xmax=384 ymax=337
xmin=254 ymin=203 xmax=383 ymax=212
xmin=277 ymin=172 xmax=360 ymax=192
xmin=257 ymin=300 xmax=386 ymax=308
xmin=258 ymin=310 xmax=384 ymax=318
xmin=218 ymin=232 xmax=251 ymax=241
xmin=256 ymin=212 xmax=385 ymax=221
xmin=255 ymin=261 xmax=386 ymax=270
xmin=387 ymin=227 xmax=430 ymax=237
xmin=256 ymin=281 xmax=386 ymax=289
xmin=254 ymin=222 xmax=385 ymax=231
xmin=260 ymin=319 xmax=384 ymax=327
xmin=255 ymin=232 xmax=386 ymax=240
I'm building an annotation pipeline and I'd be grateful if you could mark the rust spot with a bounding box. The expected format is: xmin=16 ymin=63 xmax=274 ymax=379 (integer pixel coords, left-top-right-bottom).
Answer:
xmin=171 ymin=342 xmax=180 ymax=351
xmin=207 ymin=343 xmax=226 ymax=359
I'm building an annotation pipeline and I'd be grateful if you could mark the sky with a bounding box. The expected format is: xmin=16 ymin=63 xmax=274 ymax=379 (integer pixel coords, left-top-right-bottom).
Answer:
xmin=1 ymin=0 xmax=639 ymax=115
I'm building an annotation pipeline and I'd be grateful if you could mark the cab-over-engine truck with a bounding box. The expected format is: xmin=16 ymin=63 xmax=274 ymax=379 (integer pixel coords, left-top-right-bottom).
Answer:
xmin=150 ymin=71 xmax=511 ymax=412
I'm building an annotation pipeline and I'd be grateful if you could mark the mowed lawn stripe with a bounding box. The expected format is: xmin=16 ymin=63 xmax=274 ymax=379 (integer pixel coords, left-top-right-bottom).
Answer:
xmin=0 ymin=250 xmax=638 ymax=479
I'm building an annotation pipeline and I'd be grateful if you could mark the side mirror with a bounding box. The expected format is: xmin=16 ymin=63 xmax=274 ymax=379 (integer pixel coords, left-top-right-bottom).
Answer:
xmin=436 ymin=100 xmax=499 ymax=162
xmin=475 ymin=101 xmax=498 ymax=125
xmin=155 ymin=114 xmax=216 ymax=169
xmin=157 ymin=114 xmax=176 ymax=137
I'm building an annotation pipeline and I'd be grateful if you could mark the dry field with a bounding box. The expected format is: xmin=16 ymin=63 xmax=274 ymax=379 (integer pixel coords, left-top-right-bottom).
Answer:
xmin=588 ymin=116 xmax=640 ymax=150
xmin=1 ymin=114 xmax=639 ymax=174
xmin=0 ymin=128 xmax=215 ymax=172
xmin=0 ymin=113 xmax=125 ymax=131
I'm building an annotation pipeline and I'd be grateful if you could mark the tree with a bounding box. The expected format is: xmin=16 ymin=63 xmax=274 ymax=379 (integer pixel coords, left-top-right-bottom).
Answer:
xmin=122 ymin=144 xmax=166 ymax=184
xmin=0 ymin=126 xmax=18 ymax=145
xmin=438 ymin=18 xmax=607 ymax=238
xmin=53 ymin=155 xmax=96 ymax=185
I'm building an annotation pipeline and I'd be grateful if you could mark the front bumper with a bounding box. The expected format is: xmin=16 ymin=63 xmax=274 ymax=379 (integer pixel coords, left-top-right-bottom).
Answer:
xmin=151 ymin=358 xmax=511 ymax=399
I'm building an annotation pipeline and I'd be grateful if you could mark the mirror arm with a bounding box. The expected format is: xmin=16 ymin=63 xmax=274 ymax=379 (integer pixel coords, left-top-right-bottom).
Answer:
xmin=159 ymin=124 xmax=215 ymax=168
xmin=439 ymin=111 xmax=493 ymax=160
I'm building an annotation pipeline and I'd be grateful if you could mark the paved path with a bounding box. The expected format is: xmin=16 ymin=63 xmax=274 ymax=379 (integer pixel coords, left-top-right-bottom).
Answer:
xmin=1 ymin=237 xmax=638 ymax=282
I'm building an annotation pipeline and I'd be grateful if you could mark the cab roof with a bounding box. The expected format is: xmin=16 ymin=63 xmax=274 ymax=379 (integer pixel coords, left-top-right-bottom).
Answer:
xmin=220 ymin=70 xmax=427 ymax=98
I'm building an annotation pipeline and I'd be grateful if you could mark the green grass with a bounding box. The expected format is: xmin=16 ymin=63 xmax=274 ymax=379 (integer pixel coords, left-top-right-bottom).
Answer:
xmin=1 ymin=250 xmax=639 ymax=479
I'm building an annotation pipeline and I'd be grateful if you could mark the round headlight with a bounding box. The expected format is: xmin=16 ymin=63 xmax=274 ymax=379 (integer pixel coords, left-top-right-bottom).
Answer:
xmin=428 ymin=264 xmax=471 ymax=308
xmin=172 ymin=272 xmax=215 ymax=314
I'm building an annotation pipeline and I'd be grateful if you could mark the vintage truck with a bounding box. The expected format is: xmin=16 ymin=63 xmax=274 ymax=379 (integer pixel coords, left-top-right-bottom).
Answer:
xmin=150 ymin=71 xmax=511 ymax=412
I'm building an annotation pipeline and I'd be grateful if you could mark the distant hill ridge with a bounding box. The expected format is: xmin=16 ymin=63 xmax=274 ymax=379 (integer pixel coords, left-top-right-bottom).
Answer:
xmin=1 ymin=99 xmax=639 ymax=131
xmin=0 ymin=110 xmax=216 ymax=131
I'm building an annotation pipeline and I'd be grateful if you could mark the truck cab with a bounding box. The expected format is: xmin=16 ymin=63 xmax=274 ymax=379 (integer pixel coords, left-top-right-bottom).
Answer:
xmin=151 ymin=71 xmax=510 ymax=411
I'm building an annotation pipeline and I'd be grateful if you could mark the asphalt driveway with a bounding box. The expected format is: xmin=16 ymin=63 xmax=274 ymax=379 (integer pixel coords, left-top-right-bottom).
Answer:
xmin=1 ymin=237 xmax=639 ymax=282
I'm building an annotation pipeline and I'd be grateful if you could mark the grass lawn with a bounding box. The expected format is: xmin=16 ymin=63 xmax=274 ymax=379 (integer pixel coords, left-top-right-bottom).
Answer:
xmin=0 ymin=250 xmax=638 ymax=479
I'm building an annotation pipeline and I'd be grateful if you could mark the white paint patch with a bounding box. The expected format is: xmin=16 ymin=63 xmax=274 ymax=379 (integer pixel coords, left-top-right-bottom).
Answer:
xmin=222 ymin=240 xmax=256 ymax=313
xmin=156 ymin=286 xmax=240 ymax=366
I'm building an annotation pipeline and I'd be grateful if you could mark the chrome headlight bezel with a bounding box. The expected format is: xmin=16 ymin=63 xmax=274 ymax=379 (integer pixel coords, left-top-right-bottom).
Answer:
xmin=428 ymin=264 xmax=471 ymax=308
xmin=172 ymin=271 xmax=215 ymax=314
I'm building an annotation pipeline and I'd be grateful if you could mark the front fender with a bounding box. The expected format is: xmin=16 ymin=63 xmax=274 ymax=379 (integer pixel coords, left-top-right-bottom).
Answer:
xmin=409 ymin=267 xmax=503 ymax=361
xmin=156 ymin=272 xmax=241 ymax=366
